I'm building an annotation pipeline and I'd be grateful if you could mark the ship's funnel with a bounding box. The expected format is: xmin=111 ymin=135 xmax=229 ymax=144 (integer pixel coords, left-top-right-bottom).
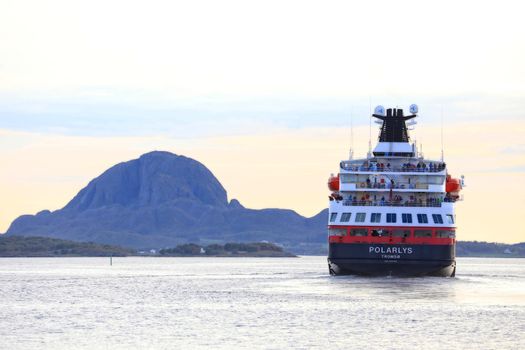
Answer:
xmin=372 ymin=106 xmax=418 ymax=157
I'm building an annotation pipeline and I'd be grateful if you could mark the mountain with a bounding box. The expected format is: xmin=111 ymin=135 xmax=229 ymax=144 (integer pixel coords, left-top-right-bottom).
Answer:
xmin=6 ymin=151 xmax=327 ymax=250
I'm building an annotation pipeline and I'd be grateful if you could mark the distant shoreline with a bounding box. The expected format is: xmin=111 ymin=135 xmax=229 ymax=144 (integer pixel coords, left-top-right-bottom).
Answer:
xmin=0 ymin=236 xmax=296 ymax=258
xmin=1 ymin=236 xmax=523 ymax=258
xmin=0 ymin=255 xmax=522 ymax=259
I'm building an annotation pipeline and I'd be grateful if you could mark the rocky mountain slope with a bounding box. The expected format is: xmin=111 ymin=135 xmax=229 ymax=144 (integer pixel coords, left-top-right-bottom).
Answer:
xmin=6 ymin=151 xmax=327 ymax=250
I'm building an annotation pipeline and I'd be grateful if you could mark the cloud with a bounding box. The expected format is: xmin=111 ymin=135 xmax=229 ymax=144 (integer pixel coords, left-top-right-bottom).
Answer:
xmin=1 ymin=90 xmax=525 ymax=140
xmin=1 ymin=0 xmax=524 ymax=139
xmin=477 ymin=166 xmax=525 ymax=173
xmin=500 ymin=145 xmax=525 ymax=155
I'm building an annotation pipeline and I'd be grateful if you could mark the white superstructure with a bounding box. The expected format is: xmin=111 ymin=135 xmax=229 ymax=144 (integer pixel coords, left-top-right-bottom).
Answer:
xmin=327 ymin=106 xmax=462 ymax=238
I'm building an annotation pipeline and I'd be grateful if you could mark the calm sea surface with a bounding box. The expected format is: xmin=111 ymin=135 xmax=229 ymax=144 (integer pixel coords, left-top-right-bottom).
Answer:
xmin=0 ymin=257 xmax=524 ymax=350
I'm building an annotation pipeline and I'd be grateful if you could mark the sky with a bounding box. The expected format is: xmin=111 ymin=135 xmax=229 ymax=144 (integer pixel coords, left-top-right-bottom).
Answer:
xmin=0 ymin=0 xmax=524 ymax=243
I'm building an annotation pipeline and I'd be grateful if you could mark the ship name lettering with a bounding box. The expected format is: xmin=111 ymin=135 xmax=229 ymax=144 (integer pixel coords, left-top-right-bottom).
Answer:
xmin=369 ymin=246 xmax=413 ymax=254
xmin=382 ymin=254 xmax=400 ymax=259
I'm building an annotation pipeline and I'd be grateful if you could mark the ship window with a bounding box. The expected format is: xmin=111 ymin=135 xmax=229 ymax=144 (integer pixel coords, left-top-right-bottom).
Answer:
xmin=417 ymin=214 xmax=428 ymax=224
xmin=329 ymin=228 xmax=347 ymax=237
xmin=386 ymin=213 xmax=397 ymax=223
xmin=392 ymin=229 xmax=411 ymax=238
xmin=414 ymin=229 xmax=432 ymax=238
xmin=371 ymin=228 xmax=389 ymax=237
xmin=446 ymin=214 xmax=455 ymax=224
xmin=427 ymin=176 xmax=445 ymax=185
xmin=340 ymin=174 xmax=354 ymax=183
xmin=402 ymin=213 xmax=413 ymax=223
xmin=350 ymin=228 xmax=368 ymax=236
xmin=330 ymin=213 xmax=338 ymax=222
xmin=371 ymin=213 xmax=381 ymax=223
xmin=341 ymin=213 xmax=352 ymax=222
xmin=355 ymin=213 xmax=366 ymax=222
xmin=432 ymin=214 xmax=444 ymax=224
xmin=436 ymin=230 xmax=455 ymax=238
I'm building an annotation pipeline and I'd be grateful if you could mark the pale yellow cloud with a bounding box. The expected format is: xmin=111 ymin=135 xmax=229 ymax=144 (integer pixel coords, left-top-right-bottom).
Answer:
xmin=1 ymin=1 xmax=524 ymax=97
xmin=1 ymin=119 xmax=524 ymax=243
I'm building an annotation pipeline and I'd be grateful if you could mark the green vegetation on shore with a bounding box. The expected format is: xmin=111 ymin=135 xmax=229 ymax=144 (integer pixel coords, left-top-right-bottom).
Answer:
xmin=159 ymin=242 xmax=296 ymax=257
xmin=0 ymin=236 xmax=134 ymax=257
xmin=0 ymin=236 xmax=295 ymax=257
xmin=456 ymin=241 xmax=525 ymax=258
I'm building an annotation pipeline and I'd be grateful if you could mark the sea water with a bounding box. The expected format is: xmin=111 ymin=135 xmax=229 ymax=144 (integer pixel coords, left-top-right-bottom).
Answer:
xmin=0 ymin=257 xmax=524 ymax=349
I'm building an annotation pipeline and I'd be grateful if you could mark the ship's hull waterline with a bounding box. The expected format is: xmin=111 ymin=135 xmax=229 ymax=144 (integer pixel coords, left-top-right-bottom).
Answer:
xmin=328 ymin=243 xmax=456 ymax=277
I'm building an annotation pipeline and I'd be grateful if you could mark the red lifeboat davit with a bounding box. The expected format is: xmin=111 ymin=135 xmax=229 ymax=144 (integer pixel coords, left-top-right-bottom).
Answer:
xmin=446 ymin=175 xmax=462 ymax=193
xmin=328 ymin=174 xmax=340 ymax=191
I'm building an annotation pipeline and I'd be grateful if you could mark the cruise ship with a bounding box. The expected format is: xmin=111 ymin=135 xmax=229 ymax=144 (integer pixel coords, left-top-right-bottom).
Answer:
xmin=327 ymin=105 xmax=463 ymax=277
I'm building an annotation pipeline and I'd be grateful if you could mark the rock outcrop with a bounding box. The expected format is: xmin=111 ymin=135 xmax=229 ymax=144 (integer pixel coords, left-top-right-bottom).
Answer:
xmin=6 ymin=151 xmax=326 ymax=250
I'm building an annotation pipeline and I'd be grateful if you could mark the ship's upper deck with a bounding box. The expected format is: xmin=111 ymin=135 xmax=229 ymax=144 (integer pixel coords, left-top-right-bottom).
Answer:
xmin=327 ymin=105 xmax=463 ymax=230
xmin=340 ymin=158 xmax=446 ymax=175
xmin=328 ymin=105 xmax=463 ymax=212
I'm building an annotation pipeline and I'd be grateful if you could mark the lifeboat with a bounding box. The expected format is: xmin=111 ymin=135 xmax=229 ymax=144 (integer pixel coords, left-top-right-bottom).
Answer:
xmin=328 ymin=174 xmax=340 ymax=191
xmin=446 ymin=175 xmax=462 ymax=193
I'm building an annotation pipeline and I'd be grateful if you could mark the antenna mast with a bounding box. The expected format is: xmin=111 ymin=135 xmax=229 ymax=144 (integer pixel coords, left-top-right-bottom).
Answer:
xmin=441 ymin=105 xmax=445 ymax=161
xmin=368 ymin=97 xmax=372 ymax=158
xmin=349 ymin=108 xmax=354 ymax=160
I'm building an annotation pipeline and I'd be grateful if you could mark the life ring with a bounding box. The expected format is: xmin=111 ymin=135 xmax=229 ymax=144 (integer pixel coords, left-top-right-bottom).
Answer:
xmin=360 ymin=182 xmax=366 ymax=188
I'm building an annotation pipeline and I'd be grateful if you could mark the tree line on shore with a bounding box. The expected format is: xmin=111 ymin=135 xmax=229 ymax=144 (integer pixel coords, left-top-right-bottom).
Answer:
xmin=0 ymin=236 xmax=133 ymax=257
xmin=159 ymin=242 xmax=295 ymax=257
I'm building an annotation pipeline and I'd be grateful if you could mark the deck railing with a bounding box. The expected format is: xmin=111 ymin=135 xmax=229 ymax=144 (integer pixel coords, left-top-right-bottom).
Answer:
xmin=339 ymin=200 xmax=442 ymax=208
xmin=340 ymin=162 xmax=445 ymax=173
xmin=343 ymin=182 xmax=430 ymax=190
